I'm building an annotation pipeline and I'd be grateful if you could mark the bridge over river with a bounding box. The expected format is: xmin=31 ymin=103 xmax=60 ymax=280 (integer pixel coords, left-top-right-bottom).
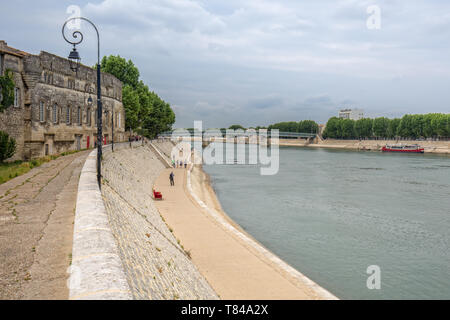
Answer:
xmin=158 ymin=131 xmax=318 ymax=147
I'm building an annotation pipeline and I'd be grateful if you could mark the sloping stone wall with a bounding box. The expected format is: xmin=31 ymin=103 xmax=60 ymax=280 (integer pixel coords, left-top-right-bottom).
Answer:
xmin=101 ymin=143 xmax=218 ymax=300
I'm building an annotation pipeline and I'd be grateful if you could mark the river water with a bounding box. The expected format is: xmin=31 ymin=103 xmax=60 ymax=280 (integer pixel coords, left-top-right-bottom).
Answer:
xmin=202 ymin=144 xmax=450 ymax=299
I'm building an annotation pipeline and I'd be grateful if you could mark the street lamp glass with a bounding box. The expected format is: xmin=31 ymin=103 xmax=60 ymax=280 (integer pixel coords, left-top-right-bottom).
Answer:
xmin=68 ymin=47 xmax=81 ymax=72
xmin=87 ymin=96 xmax=93 ymax=106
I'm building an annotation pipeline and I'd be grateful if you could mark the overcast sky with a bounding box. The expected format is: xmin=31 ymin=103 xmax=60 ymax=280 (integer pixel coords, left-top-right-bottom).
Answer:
xmin=2 ymin=0 xmax=450 ymax=128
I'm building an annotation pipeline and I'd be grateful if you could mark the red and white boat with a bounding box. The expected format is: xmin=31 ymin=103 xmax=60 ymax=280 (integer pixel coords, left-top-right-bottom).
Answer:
xmin=381 ymin=144 xmax=424 ymax=153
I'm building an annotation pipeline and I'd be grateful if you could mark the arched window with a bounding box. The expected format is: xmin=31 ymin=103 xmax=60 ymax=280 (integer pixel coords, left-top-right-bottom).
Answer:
xmin=94 ymin=109 xmax=97 ymax=125
xmin=66 ymin=106 xmax=71 ymax=124
xmin=52 ymin=104 xmax=58 ymax=124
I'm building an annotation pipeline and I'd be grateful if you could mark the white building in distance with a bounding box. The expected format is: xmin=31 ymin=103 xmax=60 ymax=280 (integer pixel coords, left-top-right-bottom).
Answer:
xmin=338 ymin=109 xmax=364 ymax=120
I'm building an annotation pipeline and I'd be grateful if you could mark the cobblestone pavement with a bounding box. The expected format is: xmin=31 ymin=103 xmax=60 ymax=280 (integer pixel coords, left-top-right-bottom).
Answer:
xmin=101 ymin=143 xmax=218 ymax=300
xmin=0 ymin=150 xmax=90 ymax=299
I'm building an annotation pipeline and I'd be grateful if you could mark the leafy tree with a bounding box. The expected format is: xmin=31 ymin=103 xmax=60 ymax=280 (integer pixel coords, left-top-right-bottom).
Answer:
xmin=0 ymin=70 xmax=15 ymax=112
xmin=0 ymin=131 xmax=16 ymax=162
xmin=229 ymin=124 xmax=246 ymax=130
xmin=354 ymin=118 xmax=373 ymax=139
xmin=100 ymin=55 xmax=140 ymax=88
xmin=323 ymin=117 xmax=340 ymax=139
xmin=340 ymin=119 xmax=356 ymax=139
xmin=373 ymin=117 xmax=390 ymax=138
xmin=386 ymin=118 xmax=400 ymax=138
xmin=100 ymin=55 xmax=175 ymax=138
xmin=298 ymin=120 xmax=319 ymax=133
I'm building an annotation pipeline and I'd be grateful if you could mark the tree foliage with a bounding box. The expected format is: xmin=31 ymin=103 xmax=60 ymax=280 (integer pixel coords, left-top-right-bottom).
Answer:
xmin=100 ymin=55 xmax=175 ymax=138
xmin=0 ymin=70 xmax=15 ymax=112
xmin=0 ymin=131 xmax=16 ymax=162
xmin=267 ymin=120 xmax=319 ymax=133
xmin=323 ymin=113 xmax=449 ymax=139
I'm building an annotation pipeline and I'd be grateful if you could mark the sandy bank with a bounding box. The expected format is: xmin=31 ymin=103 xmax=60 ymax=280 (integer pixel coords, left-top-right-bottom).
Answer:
xmin=153 ymin=162 xmax=337 ymax=300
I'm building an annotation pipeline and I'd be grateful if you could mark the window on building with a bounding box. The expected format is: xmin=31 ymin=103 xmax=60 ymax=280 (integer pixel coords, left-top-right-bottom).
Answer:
xmin=87 ymin=108 xmax=91 ymax=126
xmin=77 ymin=107 xmax=82 ymax=125
xmin=94 ymin=109 xmax=97 ymax=125
xmin=52 ymin=104 xmax=58 ymax=123
xmin=118 ymin=113 xmax=121 ymax=128
xmin=14 ymin=88 xmax=19 ymax=107
xmin=66 ymin=106 xmax=71 ymax=124
xmin=39 ymin=102 xmax=45 ymax=122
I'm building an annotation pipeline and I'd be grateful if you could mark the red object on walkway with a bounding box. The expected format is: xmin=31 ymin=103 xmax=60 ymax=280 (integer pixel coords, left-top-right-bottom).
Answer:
xmin=153 ymin=189 xmax=163 ymax=200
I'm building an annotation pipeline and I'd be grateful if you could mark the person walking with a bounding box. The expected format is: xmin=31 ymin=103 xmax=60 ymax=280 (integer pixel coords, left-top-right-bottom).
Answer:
xmin=169 ymin=171 xmax=175 ymax=186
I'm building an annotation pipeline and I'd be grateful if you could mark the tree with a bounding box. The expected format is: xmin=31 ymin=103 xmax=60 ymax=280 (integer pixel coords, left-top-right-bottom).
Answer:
xmin=0 ymin=131 xmax=16 ymax=162
xmin=100 ymin=55 xmax=175 ymax=138
xmin=229 ymin=124 xmax=246 ymax=131
xmin=298 ymin=120 xmax=319 ymax=133
xmin=387 ymin=118 xmax=401 ymax=139
xmin=373 ymin=117 xmax=389 ymax=138
xmin=0 ymin=70 xmax=15 ymax=113
xmin=354 ymin=118 xmax=373 ymax=139
xmin=340 ymin=119 xmax=356 ymax=139
xmin=100 ymin=55 xmax=140 ymax=88
xmin=323 ymin=117 xmax=340 ymax=139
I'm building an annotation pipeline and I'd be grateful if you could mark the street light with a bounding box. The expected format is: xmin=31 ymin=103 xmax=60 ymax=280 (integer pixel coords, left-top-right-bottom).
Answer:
xmin=62 ymin=17 xmax=103 ymax=188
xmin=68 ymin=46 xmax=81 ymax=72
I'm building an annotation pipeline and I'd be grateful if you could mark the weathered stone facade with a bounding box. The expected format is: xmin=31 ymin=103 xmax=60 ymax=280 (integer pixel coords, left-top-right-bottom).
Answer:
xmin=0 ymin=41 xmax=126 ymax=161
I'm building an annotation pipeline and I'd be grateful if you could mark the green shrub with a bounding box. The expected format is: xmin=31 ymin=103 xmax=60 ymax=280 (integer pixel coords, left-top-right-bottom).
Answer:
xmin=0 ymin=131 xmax=16 ymax=162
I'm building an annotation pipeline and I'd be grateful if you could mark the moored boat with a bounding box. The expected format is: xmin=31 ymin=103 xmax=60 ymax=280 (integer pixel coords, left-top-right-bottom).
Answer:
xmin=381 ymin=144 xmax=424 ymax=153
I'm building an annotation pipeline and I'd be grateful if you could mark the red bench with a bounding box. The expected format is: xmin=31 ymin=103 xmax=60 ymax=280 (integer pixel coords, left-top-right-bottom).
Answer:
xmin=153 ymin=189 xmax=163 ymax=200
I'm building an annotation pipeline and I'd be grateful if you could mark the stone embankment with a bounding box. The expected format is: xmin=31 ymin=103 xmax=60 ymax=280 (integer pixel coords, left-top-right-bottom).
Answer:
xmin=100 ymin=142 xmax=217 ymax=300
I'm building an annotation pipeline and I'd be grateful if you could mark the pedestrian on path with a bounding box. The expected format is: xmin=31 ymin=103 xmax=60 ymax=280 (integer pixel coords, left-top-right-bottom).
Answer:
xmin=169 ymin=171 xmax=175 ymax=186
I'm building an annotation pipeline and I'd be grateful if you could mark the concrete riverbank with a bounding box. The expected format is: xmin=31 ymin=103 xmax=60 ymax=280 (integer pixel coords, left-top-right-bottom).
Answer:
xmin=152 ymin=141 xmax=337 ymax=300
xmin=277 ymin=138 xmax=450 ymax=154
xmin=100 ymin=142 xmax=217 ymax=300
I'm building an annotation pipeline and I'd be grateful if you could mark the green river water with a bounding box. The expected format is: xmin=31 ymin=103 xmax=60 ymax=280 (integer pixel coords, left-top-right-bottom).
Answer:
xmin=202 ymin=144 xmax=450 ymax=299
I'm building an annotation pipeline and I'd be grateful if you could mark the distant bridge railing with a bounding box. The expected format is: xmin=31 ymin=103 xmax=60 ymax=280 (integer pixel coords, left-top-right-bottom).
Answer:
xmin=158 ymin=131 xmax=317 ymax=139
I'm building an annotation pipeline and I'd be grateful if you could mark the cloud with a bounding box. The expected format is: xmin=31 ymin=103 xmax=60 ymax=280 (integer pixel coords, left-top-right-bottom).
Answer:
xmin=2 ymin=0 xmax=450 ymax=129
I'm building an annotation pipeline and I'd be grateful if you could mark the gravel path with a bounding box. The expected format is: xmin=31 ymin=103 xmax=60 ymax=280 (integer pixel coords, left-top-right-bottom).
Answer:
xmin=0 ymin=150 xmax=90 ymax=300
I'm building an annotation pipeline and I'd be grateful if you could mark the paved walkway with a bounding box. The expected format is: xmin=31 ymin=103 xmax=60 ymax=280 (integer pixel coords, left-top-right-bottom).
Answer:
xmin=154 ymin=167 xmax=320 ymax=300
xmin=0 ymin=151 xmax=90 ymax=299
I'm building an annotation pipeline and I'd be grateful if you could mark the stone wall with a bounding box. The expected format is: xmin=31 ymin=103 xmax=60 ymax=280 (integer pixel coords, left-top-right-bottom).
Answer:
xmin=101 ymin=143 xmax=218 ymax=300
xmin=0 ymin=50 xmax=26 ymax=161
xmin=1 ymin=41 xmax=127 ymax=161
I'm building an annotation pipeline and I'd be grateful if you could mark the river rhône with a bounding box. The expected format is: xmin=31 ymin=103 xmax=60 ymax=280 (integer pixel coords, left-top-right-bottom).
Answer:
xmin=203 ymin=145 xmax=450 ymax=299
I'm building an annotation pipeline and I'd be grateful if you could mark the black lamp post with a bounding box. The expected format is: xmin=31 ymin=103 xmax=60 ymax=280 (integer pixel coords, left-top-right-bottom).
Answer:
xmin=63 ymin=17 xmax=103 ymax=187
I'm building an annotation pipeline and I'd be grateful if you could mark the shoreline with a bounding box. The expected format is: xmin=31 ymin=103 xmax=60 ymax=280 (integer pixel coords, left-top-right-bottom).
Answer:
xmin=185 ymin=163 xmax=338 ymax=300
xmin=278 ymin=139 xmax=450 ymax=154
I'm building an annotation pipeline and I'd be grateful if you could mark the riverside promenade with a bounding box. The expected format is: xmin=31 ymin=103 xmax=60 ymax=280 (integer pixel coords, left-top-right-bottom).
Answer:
xmin=153 ymin=150 xmax=336 ymax=300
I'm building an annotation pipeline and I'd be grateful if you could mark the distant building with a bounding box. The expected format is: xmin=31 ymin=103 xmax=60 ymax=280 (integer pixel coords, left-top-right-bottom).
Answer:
xmin=338 ymin=109 xmax=364 ymax=120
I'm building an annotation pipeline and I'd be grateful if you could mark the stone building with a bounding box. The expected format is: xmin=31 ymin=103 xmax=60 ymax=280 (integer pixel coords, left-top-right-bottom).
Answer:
xmin=0 ymin=40 xmax=126 ymax=161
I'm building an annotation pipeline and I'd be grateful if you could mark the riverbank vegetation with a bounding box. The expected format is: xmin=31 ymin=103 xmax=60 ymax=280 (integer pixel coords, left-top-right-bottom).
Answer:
xmin=0 ymin=131 xmax=16 ymax=163
xmin=100 ymin=55 xmax=175 ymax=138
xmin=0 ymin=149 xmax=85 ymax=185
xmin=323 ymin=113 xmax=449 ymax=140
xmin=267 ymin=120 xmax=319 ymax=133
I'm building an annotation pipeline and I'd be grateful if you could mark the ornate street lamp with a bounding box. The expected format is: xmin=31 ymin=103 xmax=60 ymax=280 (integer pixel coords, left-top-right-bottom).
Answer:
xmin=68 ymin=46 xmax=81 ymax=72
xmin=62 ymin=17 xmax=103 ymax=187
